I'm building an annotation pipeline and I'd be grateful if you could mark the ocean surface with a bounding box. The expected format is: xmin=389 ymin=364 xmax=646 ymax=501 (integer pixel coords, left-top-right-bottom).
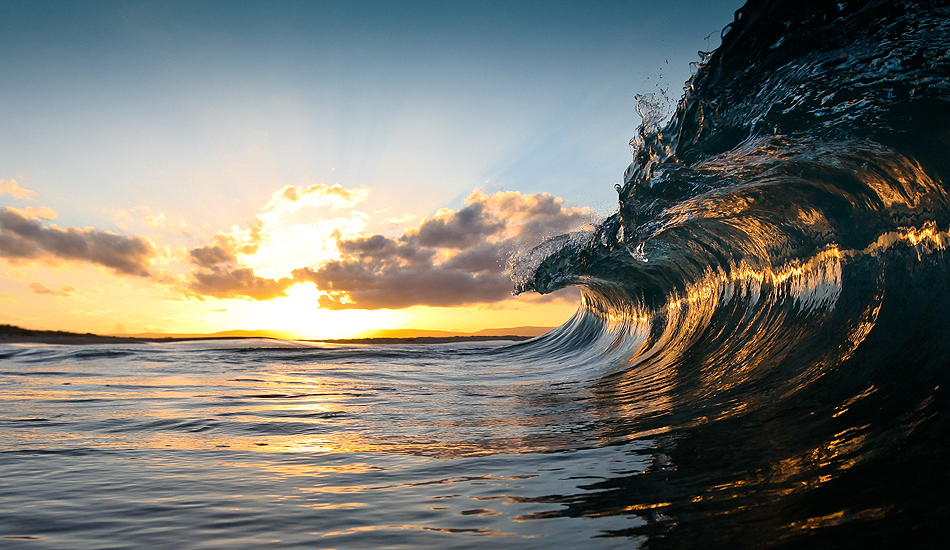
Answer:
xmin=3 ymin=0 xmax=950 ymax=547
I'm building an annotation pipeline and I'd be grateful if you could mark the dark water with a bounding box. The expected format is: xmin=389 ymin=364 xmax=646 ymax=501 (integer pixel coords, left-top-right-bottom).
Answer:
xmin=0 ymin=340 xmax=659 ymax=548
xmin=4 ymin=0 xmax=950 ymax=547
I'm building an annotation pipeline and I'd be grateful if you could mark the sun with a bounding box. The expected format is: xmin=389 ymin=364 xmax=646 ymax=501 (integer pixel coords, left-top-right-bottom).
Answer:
xmin=243 ymin=284 xmax=408 ymax=340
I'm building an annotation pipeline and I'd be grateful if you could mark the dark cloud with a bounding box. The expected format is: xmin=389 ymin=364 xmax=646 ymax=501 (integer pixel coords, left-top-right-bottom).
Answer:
xmin=0 ymin=207 xmax=155 ymax=276
xmin=296 ymin=190 xmax=593 ymax=309
xmin=442 ymin=243 xmax=506 ymax=274
xmin=188 ymin=266 xmax=295 ymax=301
xmin=175 ymin=189 xmax=592 ymax=306
xmin=189 ymin=242 xmax=238 ymax=268
xmin=337 ymin=234 xmax=435 ymax=266
xmin=185 ymin=233 xmax=293 ymax=300
xmin=294 ymin=263 xmax=511 ymax=310
xmin=411 ymin=203 xmax=506 ymax=249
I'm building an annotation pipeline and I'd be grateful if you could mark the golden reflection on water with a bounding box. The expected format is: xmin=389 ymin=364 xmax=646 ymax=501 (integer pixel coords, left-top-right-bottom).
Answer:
xmin=628 ymin=220 xmax=946 ymax=396
xmin=573 ymin=219 xmax=950 ymax=538
xmin=3 ymin=349 xmax=622 ymax=459
xmin=788 ymin=506 xmax=891 ymax=531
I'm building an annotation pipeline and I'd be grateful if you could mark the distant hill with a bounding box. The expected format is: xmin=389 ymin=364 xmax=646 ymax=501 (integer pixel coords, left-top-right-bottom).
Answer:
xmin=1 ymin=324 xmax=151 ymax=344
xmin=356 ymin=326 xmax=555 ymax=339
xmin=0 ymin=324 xmax=294 ymax=344
xmin=121 ymin=329 xmax=298 ymax=340
xmin=0 ymin=323 xmax=556 ymax=345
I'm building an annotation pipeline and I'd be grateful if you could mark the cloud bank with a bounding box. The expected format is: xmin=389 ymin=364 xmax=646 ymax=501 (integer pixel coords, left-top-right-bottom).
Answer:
xmin=186 ymin=234 xmax=296 ymax=300
xmin=182 ymin=183 xmax=370 ymax=300
xmin=1 ymin=181 xmax=590 ymax=311
xmin=0 ymin=207 xmax=156 ymax=276
xmin=294 ymin=189 xmax=593 ymax=309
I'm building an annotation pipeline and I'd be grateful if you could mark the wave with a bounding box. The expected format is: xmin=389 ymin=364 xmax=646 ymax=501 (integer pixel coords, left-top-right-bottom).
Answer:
xmin=510 ymin=0 xmax=950 ymax=545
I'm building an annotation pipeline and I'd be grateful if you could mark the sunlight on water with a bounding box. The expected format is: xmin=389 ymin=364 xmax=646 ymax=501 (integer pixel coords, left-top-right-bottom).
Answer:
xmin=0 ymin=341 xmax=659 ymax=548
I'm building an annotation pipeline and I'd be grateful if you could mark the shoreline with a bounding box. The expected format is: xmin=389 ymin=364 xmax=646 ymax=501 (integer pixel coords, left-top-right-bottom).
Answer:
xmin=0 ymin=325 xmax=534 ymax=346
xmin=308 ymin=335 xmax=533 ymax=345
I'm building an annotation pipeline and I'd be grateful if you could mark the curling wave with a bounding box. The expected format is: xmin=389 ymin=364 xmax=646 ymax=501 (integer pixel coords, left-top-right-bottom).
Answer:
xmin=510 ymin=0 xmax=950 ymax=545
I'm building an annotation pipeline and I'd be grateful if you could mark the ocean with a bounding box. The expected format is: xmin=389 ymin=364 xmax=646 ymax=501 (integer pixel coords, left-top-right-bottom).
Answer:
xmin=3 ymin=0 xmax=950 ymax=547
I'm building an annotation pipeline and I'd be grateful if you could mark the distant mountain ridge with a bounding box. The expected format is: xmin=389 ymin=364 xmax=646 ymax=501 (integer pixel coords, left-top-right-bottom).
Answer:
xmin=356 ymin=326 xmax=554 ymax=338
xmin=1 ymin=324 xmax=556 ymax=343
xmin=119 ymin=329 xmax=298 ymax=340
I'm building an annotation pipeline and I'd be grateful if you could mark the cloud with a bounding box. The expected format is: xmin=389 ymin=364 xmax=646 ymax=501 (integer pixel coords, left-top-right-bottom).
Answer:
xmin=262 ymin=183 xmax=370 ymax=217
xmin=175 ymin=186 xmax=590 ymax=307
xmin=185 ymin=233 xmax=295 ymax=300
xmin=0 ymin=179 xmax=35 ymax=201
xmin=294 ymin=189 xmax=594 ymax=310
xmin=142 ymin=208 xmax=188 ymax=233
xmin=0 ymin=207 xmax=156 ymax=276
xmin=21 ymin=206 xmax=57 ymax=220
xmin=1 ymin=182 xmax=589 ymax=311
xmin=113 ymin=206 xmax=189 ymax=234
xmin=181 ymin=183 xmax=373 ymax=301
xmin=382 ymin=213 xmax=419 ymax=225
xmin=189 ymin=241 xmax=238 ymax=268
xmin=188 ymin=266 xmax=296 ymax=301
xmin=30 ymin=282 xmax=77 ymax=297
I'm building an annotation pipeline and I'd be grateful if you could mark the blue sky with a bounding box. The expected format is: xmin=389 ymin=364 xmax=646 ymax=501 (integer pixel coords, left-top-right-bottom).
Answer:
xmin=1 ymin=0 xmax=738 ymax=225
xmin=0 ymin=0 xmax=741 ymax=336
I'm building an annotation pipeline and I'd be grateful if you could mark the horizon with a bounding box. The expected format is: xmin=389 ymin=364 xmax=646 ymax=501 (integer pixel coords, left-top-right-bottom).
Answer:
xmin=0 ymin=321 xmax=555 ymax=341
xmin=1 ymin=0 xmax=740 ymax=339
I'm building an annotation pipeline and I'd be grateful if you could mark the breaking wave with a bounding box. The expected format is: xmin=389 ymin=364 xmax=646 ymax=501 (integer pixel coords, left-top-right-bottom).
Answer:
xmin=510 ymin=0 xmax=950 ymax=545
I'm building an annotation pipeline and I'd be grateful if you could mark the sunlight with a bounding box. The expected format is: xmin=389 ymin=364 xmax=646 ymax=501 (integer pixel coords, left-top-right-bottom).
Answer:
xmin=243 ymin=284 xmax=409 ymax=339
xmin=242 ymin=214 xmax=369 ymax=280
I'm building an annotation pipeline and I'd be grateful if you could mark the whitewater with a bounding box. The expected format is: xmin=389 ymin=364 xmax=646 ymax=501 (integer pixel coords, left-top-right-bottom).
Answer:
xmin=3 ymin=0 xmax=950 ymax=547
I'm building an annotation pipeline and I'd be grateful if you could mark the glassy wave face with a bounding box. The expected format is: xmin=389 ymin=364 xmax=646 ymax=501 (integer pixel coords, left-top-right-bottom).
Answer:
xmin=3 ymin=1 xmax=950 ymax=548
xmin=512 ymin=0 xmax=950 ymax=546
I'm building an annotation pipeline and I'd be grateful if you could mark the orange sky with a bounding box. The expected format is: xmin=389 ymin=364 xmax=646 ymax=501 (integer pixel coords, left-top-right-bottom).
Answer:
xmin=0 ymin=2 xmax=738 ymax=339
xmin=1 ymin=179 xmax=583 ymax=338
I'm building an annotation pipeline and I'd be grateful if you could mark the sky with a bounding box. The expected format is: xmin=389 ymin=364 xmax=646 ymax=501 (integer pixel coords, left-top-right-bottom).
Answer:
xmin=0 ymin=0 xmax=740 ymax=339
